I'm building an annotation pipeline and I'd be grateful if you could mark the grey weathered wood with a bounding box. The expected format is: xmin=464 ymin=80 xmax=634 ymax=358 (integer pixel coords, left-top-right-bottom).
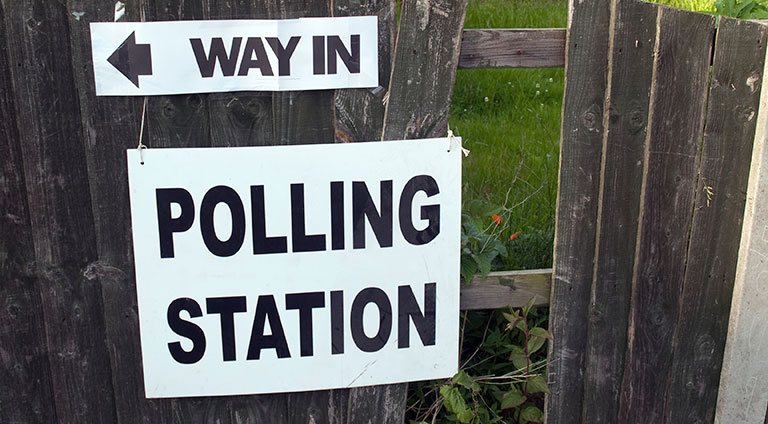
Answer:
xmin=546 ymin=1 xmax=611 ymax=422
xmin=381 ymin=0 xmax=469 ymax=140
xmin=458 ymin=28 xmax=565 ymax=69
xmin=66 ymin=0 xmax=174 ymax=422
xmin=716 ymin=66 xmax=768 ymax=418
xmin=581 ymin=2 xmax=657 ymax=423
xmin=674 ymin=17 xmax=768 ymax=424
xmin=619 ymin=6 xmax=715 ymax=423
xmin=0 ymin=2 xmax=58 ymax=422
xmin=2 ymin=0 xmax=118 ymax=422
xmin=370 ymin=0 xmax=469 ymax=420
xmin=333 ymin=0 xmax=394 ymax=143
xmin=460 ymin=269 xmax=551 ymax=310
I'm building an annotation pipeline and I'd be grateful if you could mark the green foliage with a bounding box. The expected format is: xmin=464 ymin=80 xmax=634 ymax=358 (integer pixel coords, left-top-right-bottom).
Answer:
xmin=715 ymin=0 xmax=768 ymax=18
xmin=406 ymin=301 xmax=549 ymax=424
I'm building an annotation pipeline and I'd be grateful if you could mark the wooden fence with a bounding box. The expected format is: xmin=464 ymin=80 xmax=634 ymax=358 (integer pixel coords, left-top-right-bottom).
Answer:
xmin=2 ymin=0 xmax=768 ymax=422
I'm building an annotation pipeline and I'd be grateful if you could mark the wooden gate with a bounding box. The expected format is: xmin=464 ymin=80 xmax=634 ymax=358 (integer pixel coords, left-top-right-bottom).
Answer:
xmin=549 ymin=1 xmax=768 ymax=423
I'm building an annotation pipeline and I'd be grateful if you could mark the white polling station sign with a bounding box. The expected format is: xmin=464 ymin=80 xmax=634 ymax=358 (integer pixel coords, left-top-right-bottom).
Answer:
xmin=91 ymin=16 xmax=378 ymax=96
xmin=127 ymin=138 xmax=462 ymax=398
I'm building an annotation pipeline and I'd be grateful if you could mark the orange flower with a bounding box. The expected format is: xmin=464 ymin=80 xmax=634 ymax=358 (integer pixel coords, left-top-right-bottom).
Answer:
xmin=491 ymin=214 xmax=502 ymax=225
xmin=509 ymin=232 xmax=519 ymax=241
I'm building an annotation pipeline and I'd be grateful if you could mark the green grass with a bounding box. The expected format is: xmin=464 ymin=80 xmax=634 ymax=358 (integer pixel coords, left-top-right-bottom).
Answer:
xmin=453 ymin=0 xmax=566 ymax=270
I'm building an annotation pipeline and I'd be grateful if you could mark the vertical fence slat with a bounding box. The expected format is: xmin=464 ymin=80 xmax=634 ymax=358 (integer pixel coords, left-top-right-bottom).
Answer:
xmin=2 ymin=0 xmax=119 ymax=422
xmin=581 ymin=2 xmax=657 ymax=422
xmin=358 ymin=0 xmax=469 ymax=421
xmin=137 ymin=2 xmax=231 ymax=422
xmin=546 ymin=0 xmax=611 ymax=422
xmin=333 ymin=0 xmax=394 ymax=143
xmin=0 ymin=2 xmax=58 ymax=422
xmin=619 ymin=6 xmax=714 ymax=423
xmin=381 ymin=0 xmax=469 ymax=141
xmin=65 ymin=0 xmax=174 ymax=422
xmin=668 ymin=17 xmax=768 ymax=424
xmin=715 ymin=19 xmax=768 ymax=424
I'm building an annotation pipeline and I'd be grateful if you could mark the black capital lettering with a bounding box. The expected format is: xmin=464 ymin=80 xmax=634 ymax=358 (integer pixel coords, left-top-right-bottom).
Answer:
xmin=266 ymin=36 xmax=301 ymax=76
xmin=285 ymin=292 xmax=325 ymax=357
xmin=156 ymin=188 xmax=195 ymax=259
xmin=238 ymin=37 xmax=274 ymax=77
xmin=190 ymin=37 xmax=242 ymax=77
xmin=291 ymin=184 xmax=326 ymax=252
xmin=331 ymin=291 xmax=344 ymax=354
xmin=313 ymin=36 xmax=325 ymax=75
xmin=167 ymin=298 xmax=206 ymax=364
xmin=398 ymin=283 xmax=436 ymax=348
xmin=206 ymin=297 xmax=247 ymax=361
xmin=399 ymin=175 xmax=441 ymax=245
xmin=327 ymin=34 xmax=360 ymax=74
xmin=251 ymin=185 xmax=288 ymax=254
xmin=350 ymin=288 xmax=392 ymax=352
xmin=247 ymin=295 xmax=290 ymax=359
xmin=330 ymin=181 xmax=344 ymax=250
xmin=353 ymin=181 xmax=393 ymax=249
xmin=200 ymin=186 xmax=246 ymax=257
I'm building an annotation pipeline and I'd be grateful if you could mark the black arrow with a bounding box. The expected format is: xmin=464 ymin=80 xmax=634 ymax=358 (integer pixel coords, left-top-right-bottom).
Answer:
xmin=107 ymin=31 xmax=152 ymax=88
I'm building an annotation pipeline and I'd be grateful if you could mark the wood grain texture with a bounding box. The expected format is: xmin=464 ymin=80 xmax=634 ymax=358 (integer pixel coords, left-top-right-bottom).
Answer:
xmin=546 ymin=1 xmax=611 ymax=422
xmin=0 ymin=2 xmax=58 ymax=422
xmin=716 ymin=43 xmax=768 ymax=418
xmin=668 ymin=17 xmax=767 ymax=424
xmin=2 ymin=0 xmax=118 ymax=422
xmin=458 ymin=28 xmax=565 ymax=69
xmin=333 ymin=0 xmax=394 ymax=143
xmin=619 ymin=6 xmax=715 ymax=423
xmin=381 ymin=0 xmax=470 ymax=140
xmin=460 ymin=269 xmax=551 ymax=310
xmin=581 ymin=2 xmax=657 ymax=423
xmin=66 ymin=1 xmax=175 ymax=422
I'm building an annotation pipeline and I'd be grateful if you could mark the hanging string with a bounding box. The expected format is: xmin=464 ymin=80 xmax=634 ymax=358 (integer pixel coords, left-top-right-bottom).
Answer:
xmin=137 ymin=96 xmax=148 ymax=165
xmin=447 ymin=129 xmax=470 ymax=157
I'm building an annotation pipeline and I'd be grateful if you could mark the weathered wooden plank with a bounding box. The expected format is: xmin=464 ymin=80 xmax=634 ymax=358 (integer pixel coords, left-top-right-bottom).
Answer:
xmin=715 ymin=19 xmax=768 ymax=424
xmin=619 ymin=6 xmax=715 ymax=423
xmin=135 ymin=2 xmax=230 ymax=422
xmin=545 ymin=1 xmax=611 ymax=422
xmin=460 ymin=269 xmax=551 ymax=310
xmin=2 ymin=0 xmax=118 ymax=421
xmin=381 ymin=0 xmax=470 ymax=140
xmin=268 ymin=0 xmax=349 ymax=418
xmin=581 ymin=2 xmax=657 ymax=423
xmin=0 ymin=2 xmax=58 ymax=422
xmin=333 ymin=0 xmax=394 ymax=143
xmin=355 ymin=1 xmax=469 ymax=421
xmin=667 ymin=17 xmax=767 ymax=424
xmin=458 ymin=28 xmax=565 ymax=69
xmin=65 ymin=1 xmax=175 ymax=422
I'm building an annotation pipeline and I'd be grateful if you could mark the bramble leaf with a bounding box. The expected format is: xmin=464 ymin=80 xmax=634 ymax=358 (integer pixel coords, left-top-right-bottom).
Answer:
xmin=521 ymin=405 xmax=545 ymax=423
xmin=526 ymin=374 xmax=550 ymax=395
xmin=500 ymin=390 xmax=527 ymax=409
